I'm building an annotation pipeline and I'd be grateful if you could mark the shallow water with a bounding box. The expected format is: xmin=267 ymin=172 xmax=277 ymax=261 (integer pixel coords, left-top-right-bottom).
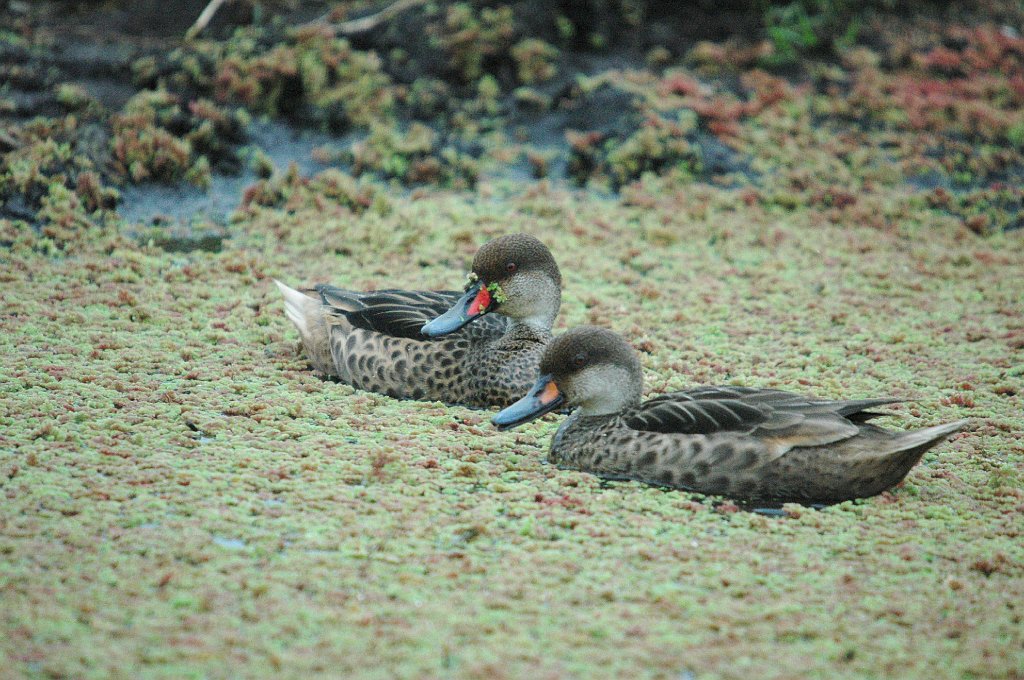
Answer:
xmin=117 ymin=120 xmax=345 ymax=227
xmin=212 ymin=535 xmax=247 ymax=550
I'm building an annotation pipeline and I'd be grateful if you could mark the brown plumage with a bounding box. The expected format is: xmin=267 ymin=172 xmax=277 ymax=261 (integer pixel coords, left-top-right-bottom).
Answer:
xmin=493 ymin=326 xmax=968 ymax=505
xmin=274 ymin=234 xmax=561 ymax=407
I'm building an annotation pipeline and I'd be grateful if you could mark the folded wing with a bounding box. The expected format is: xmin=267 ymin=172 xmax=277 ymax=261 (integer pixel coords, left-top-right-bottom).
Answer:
xmin=315 ymin=285 xmax=509 ymax=340
xmin=626 ymin=387 xmax=900 ymax=449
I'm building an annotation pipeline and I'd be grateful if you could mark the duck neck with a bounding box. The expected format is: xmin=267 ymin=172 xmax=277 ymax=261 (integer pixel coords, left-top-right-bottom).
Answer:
xmin=504 ymin=319 xmax=552 ymax=344
xmin=495 ymin=273 xmax=560 ymax=335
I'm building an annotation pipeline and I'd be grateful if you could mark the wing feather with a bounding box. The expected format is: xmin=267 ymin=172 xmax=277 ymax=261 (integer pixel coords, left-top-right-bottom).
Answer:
xmin=625 ymin=386 xmax=891 ymax=440
xmin=315 ymin=285 xmax=509 ymax=340
xmin=626 ymin=396 xmax=772 ymax=434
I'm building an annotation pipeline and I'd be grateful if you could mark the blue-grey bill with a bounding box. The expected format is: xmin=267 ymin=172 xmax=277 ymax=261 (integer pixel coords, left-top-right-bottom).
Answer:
xmin=420 ymin=283 xmax=487 ymax=337
xmin=492 ymin=374 xmax=565 ymax=431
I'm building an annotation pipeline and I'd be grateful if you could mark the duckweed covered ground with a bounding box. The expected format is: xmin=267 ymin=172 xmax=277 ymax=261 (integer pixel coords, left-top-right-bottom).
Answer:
xmin=2 ymin=1 xmax=1023 ymax=678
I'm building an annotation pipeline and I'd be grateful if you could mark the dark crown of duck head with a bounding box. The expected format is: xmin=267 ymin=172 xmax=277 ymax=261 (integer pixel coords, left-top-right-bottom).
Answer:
xmin=471 ymin=234 xmax=562 ymax=285
xmin=540 ymin=326 xmax=641 ymax=379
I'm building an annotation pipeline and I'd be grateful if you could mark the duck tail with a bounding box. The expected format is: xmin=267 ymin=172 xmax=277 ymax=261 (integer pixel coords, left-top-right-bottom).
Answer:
xmin=274 ymin=279 xmax=317 ymax=337
xmin=882 ymin=418 xmax=968 ymax=481
xmin=893 ymin=419 xmax=968 ymax=453
xmin=274 ymin=279 xmax=338 ymax=377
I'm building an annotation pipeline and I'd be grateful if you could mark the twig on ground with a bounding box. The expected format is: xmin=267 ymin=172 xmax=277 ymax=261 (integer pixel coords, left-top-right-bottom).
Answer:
xmin=185 ymin=0 xmax=229 ymax=41
xmin=185 ymin=0 xmax=424 ymax=41
xmin=307 ymin=0 xmax=427 ymax=36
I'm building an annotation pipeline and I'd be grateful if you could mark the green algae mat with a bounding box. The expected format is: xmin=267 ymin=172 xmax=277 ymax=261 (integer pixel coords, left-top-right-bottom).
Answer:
xmin=3 ymin=1 xmax=1024 ymax=678
xmin=3 ymin=187 xmax=1022 ymax=678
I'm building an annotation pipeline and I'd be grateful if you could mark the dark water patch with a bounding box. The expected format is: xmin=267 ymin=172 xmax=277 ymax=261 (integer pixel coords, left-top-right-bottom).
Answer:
xmin=906 ymin=171 xmax=953 ymax=192
xmin=749 ymin=506 xmax=788 ymax=517
xmin=146 ymin=224 xmax=226 ymax=254
xmin=0 ymin=194 xmax=38 ymax=223
xmin=249 ymin=120 xmax=350 ymax=176
xmin=212 ymin=535 xmax=247 ymax=550
xmin=119 ymin=180 xmax=246 ymax=229
xmin=71 ymin=77 xmax=138 ymax=112
xmin=35 ymin=0 xmax=241 ymax=40
xmin=509 ymin=84 xmax=756 ymax=187
xmin=562 ymin=83 xmax=641 ymax=138
xmin=51 ymin=41 xmax=139 ymax=81
xmin=0 ymin=23 xmax=143 ymax=117
xmin=697 ymin=132 xmax=753 ymax=181
xmin=118 ymin=119 xmax=344 ymax=227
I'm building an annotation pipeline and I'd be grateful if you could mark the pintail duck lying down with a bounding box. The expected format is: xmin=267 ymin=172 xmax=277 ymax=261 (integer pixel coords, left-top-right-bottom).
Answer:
xmin=274 ymin=233 xmax=561 ymax=407
xmin=493 ymin=326 xmax=968 ymax=505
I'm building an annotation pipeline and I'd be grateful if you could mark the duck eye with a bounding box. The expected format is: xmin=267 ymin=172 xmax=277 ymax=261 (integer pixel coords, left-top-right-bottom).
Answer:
xmin=506 ymin=262 xmax=517 ymax=274
xmin=572 ymin=352 xmax=587 ymax=368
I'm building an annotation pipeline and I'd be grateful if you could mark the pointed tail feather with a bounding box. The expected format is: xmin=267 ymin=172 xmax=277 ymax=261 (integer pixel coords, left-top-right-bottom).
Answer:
xmin=783 ymin=419 xmax=968 ymax=503
xmin=275 ymin=279 xmax=317 ymax=337
xmin=874 ymin=419 xmax=968 ymax=494
xmin=274 ymin=279 xmax=340 ymax=377
xmin=892 ymin=419 xmax=969 ymax=455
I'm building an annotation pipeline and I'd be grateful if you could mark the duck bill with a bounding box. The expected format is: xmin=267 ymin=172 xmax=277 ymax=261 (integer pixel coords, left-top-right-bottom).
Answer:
xmin=420 ymin=282 xmax=494 ymax=337
xmin=492 ymin=374 xmax=565 ymax=431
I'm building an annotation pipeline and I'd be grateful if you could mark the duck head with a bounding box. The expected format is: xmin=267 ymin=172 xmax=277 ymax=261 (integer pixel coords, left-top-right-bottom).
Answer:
xmin=421 ymin=233 xmax=562 ymax=337
xmin=492 ymin=326 xmax=643 ymax=430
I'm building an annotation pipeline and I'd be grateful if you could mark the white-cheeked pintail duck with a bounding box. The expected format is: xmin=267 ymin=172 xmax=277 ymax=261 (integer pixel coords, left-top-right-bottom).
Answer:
xmin=274 ymin=234 xmax=561 ymax=407
xmin=493 ymin=326 xmax=968 ymax=505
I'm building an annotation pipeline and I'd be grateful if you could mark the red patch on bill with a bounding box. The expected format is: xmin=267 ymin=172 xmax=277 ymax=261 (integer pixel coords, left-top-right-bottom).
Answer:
xmin=468 ymin=286 xmax=491 ymax=315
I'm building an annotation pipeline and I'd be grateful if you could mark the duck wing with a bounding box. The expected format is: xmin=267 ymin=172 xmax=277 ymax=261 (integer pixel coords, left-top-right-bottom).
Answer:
xmin=315 ymin=285 xmax=509 ymax=340
xmin=627 ymin=387 xmax=899 ymax=447
xmin=642 ymin=386 xmax=897 ymax=420
xmin=626 ymin=390 xmax=788 ymax=435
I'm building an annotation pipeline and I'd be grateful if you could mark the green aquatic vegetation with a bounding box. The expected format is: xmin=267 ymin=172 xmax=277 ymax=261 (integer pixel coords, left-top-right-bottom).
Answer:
xmin=54 ymin=82 xmax=97 ymax=112
xmin=36 ymin=182 xmax=94 ymax=241
xmin=470 ymin=74 xmax=501 ymax=117
xmin=835 ymin=24 xmax=1024 ymax=145
xmin=604 ymin=115 xmax=703 ymax=186
xmin=1008 ymin=120 xmax=1024 ymax=149
xmin=432 ymin=3 xmax=516 ymax=83
xmin=111 ymin=122 xmax=194 ymax=184
xmin=345 ymin=122 xmax=478 ymax=188
xmin=406 ymin=77 xmax=455 ymax=120
xmin=511 ymin=38 xmax=559 ymax=85
xmin=924 ymin=184 xmax=1024 ymax=235
xmin=110 ymin=89 xmax=248 ymax=188
xmin=486 ymin=281 xmax=508 ymax=304
xmin=2 ymin=182 xmax=1022 ymax=678
xmin=158 ymin=26 xmax=397 ymax=131
xmin=240 ymin=165 xmax=387 ymax=217
xmin=568 ymin=112 xmax=703 ymax=189
xmin=2 ymin=2 xmax=1024 ymax=678
xmin=0 ymin=116 xmax=119 ymax=242
xmin=758 ymin=0 xmax=867 ymax=66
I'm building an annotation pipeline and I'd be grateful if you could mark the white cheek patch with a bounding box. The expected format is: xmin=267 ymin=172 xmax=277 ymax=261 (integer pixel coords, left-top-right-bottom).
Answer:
xmin=502 ymin=271 xmax=559 ymax=325
xmin=569 ymin=365 xmax=639 ymax=416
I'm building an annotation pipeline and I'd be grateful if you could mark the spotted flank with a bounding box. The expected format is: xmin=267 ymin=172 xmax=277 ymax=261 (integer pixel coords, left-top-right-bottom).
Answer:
xmin=494 ymin=326 xmax=968 ymax=505
xmin=274 ymin=234 xmax=562 ymax=408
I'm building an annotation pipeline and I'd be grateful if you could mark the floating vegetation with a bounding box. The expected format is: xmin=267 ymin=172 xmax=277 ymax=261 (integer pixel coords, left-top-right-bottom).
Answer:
xmin=1 ymin=2 xmax=1022 ymax=677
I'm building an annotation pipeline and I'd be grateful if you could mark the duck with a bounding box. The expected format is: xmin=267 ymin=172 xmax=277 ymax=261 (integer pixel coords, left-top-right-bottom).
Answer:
xmin=492 ymin=326 xmax=968 ymax=505
xmin=274 ymin=233 xmax=561 ymax=407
